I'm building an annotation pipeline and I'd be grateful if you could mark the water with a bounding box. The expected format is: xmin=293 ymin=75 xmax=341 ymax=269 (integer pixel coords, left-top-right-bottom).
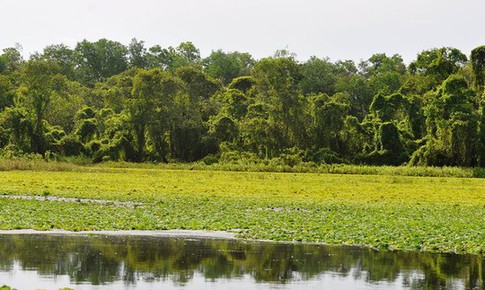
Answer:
xmin=0 ymin=234 xmax=483 ymax=289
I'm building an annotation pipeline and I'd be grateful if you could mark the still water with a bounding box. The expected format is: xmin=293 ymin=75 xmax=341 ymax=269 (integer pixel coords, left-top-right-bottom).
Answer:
xmin=0 ymin=234 xmax=483 ymax=289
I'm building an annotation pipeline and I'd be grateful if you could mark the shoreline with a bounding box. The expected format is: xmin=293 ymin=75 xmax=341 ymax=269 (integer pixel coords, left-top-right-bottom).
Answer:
xmin=0 ymin=229 xmax=238 ymax=239
xmin=0 ymin=229 xmax=483 ymax=257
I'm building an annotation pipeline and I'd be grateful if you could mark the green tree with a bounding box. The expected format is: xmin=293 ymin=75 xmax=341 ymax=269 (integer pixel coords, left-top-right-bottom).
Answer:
xmin=334 ymin=60 xmax=374 ymax=120
xmin=128 ymin=38 xmax=149 ymax=69
xmin=411 ymin=75 xmax=479 ymax=166
xmin=227 ymin=76 xmax=256 ymax=94
xmin=176 ymin=66 xmax=220 ymax=102
xmin=169 ymin=93 xmax=211 ymax=161
xmin=130 ymin=68 xmax=181 ymax=161
xmin=44 ymin=80 xmax=85 ymax=134
xmin=39 ymin=44 xmax=76 ymax=80
xmin=0 ymin=107 xmax=32 ymax=152
xmin=146 ymin=42 xmax=201 ymax=71
xmin=0 ymin=75 xmax=14 ymax=110
xmin=360 ymin=53 xmax=406 ymax=78
xmin=252 ymin=55 xmax=306 ymax=149
xmin=176 ymin=66 xmax=221 ymax=129
xmin=471 ymin=45 xmax=485 ymax=93
xmin=479 ymin=100 xmax=485 ymax=166
xmin=17 ymin=59 xmax=67 ymax=154
xmin=93 ymin=110 xmax=135 ymax=162
xmin=209 ymin=114 xmax=238 ymax=144
xmin=309 ymin=93 xmax=350 ymax=154
xmin=409 ymin=47 xmax=467 ymax=89
xmin=0 ymin=45 xmax=24 ymax=75
xmin=74 ymin=39 xmax=128 ymax=87
xmin=176 ymin=41 xmax=201 ymax=64
xmin=374 ymin=122 xmax=407 ymax=165
xmin=300 ymin=56 xmax=337 ymax=96
xmin=216 ymin=89 xmax=249 ymax=120
xmin=360 ymin=54 xmax=406 ymax=98
xmin=239 ymin=105 xmax=279 ymax=158
xmin=203 ymin=50 xmax=254 ymax=84
xmin=98 ymin=69 xmax=136 ymax=113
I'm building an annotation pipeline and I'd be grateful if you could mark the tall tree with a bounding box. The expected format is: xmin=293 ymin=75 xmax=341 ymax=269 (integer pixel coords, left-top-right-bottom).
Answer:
xmin=40 ymin=44 xmax=76 ymax=80
xmin=300 ymin=56 xmax=337 ymax=96
xmin=146 ymin=42 xmax=201 ymax=71
xmin=130 ymin=68 xmax=181 ymax=161
xmin=74 ymin=39 xmax=128 ymax=87
xmin=471 ymin=45 xmax=485 ymax=93
xmin=411 ymin=75 xmax=478 ymax=166
xmin=309 ymin=93 xmax=350 ymax=154
xmin=0 ymin=75 xmax=14 ymax=110
xmin=17 ymin=59 xmax=67 ymax=154
xmin=0 ymin=45 xmax=24 ymax=75
xmin=128 ymin=38 xmax=149 ymax=69
xmin=203 ymin=50 xmax=254 ymax=84
xmin=409 ymin=47 xmax=467 ymax=89
xmin=252 ymin=55 xmax=306 ymax=149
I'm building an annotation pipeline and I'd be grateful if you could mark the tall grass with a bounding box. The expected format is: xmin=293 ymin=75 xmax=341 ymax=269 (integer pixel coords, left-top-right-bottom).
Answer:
xmin=195 ymin=162 xmax=480 ymax=178
xmin=0 ymin=158 xmax=79 ymax=172
xmin=0 ymin=157 xmax=483 ymax=178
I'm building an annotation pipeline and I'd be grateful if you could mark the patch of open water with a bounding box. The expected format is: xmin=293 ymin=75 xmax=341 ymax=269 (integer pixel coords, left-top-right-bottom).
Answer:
xmin=0 ymin=233 xmax=482 ymax=289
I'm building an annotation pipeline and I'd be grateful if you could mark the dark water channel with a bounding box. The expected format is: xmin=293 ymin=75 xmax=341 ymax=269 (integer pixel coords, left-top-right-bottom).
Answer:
xmin=0 ymin=234 xmax=483 ymax=289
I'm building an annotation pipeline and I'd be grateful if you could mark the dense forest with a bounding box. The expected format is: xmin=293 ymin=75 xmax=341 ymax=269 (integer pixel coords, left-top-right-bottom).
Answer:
xmin=0 ymin=39 xmax=484 ymax=167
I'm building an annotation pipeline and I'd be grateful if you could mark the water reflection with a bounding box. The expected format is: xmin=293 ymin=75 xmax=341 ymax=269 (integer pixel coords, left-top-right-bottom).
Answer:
xmin=0 ymin=234 xmax=483 ymax=289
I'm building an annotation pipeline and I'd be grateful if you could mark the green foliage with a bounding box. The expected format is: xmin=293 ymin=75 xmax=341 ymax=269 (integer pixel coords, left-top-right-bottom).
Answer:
xmin=252 ymin=55 xmax=306 ymax=148
xmin=0 ymin=45 xmax=24 ymax=75
xmin=471 ymin=45 xmax=485 ymax=92
xmin=0 ymin=40 xmax=484 ymax=169
xmin=209 ymin=114 xmax=238 ymax=143
xmin=412 ymin=75 xmax=479 ymax=166
xmin=128 ymin=38 xmax=149 ymax=69
xmin=17 ymin=59 xmax=68 ymax=154
xmin=310 ymin=93 xmax=350 ymax=152
xmin=227 ymin=76 xmax=256 ymax=93
xmin=74 ymin=39 xmax=128 ymax=87
xmin=409 ymin=47 xmax=467 ymax=89
xmin=40 ymin=43 xmax=77 ymax=79
xmin=59 ymin=135 xmax=84 ymax=156
xmin=1 ymin=167 xmax=485 ymax=254
xmin=306 ymin=148 xmax=343 ymax=164
xmin=201 ymin=154 xmax=219 ymax=165
xmin=361 ymin=53 xmax=406 ymax=95
xmin=176 ymin=65 xmax=220 ymax=101
xmin=374 ymin=122 xmax=407 ymax=165
xmin=203 ymin=50 xmax=254 ymax=84
xmin=0 ymin=75 xmax=14 ymax=110
xmin=0 ymin=107 xmax=32 ymax=152
xmin=300 ymin=56 xmax=337 ymax=96
xmin=75 ymin=118 xmax=97 ymax=143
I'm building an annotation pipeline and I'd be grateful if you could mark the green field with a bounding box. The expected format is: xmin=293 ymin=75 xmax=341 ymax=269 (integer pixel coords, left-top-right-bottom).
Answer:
xmin=1 ymin=165 xmax=485 ymax=255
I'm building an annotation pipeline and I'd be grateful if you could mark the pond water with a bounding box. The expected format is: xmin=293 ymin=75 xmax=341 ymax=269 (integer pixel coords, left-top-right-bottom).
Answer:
xmin=0 ymin=234 xmax=483 ymax=289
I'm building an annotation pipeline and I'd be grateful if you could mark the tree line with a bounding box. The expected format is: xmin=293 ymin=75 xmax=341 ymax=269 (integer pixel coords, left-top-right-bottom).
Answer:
xmin=0 ymin=39 xmax=484 ymax=167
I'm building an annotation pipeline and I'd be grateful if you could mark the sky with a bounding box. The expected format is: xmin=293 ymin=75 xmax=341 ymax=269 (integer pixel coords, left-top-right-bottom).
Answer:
xmin=1 ymin=0 xmax=484 ymax=64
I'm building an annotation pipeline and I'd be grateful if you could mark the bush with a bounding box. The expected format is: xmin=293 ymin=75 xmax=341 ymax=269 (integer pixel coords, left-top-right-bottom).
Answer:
xmin=59 ymin=135 xmax=84 ymax=156
xmin=201 ymin=154 xmax=218 ymax=165
xmin=308 ymin=148 xmax=343 ymax=164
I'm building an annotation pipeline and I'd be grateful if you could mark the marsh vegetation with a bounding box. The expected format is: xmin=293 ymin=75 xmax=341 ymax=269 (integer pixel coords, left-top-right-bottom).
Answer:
xmin=0 ymin=165 xmax=484 ymax=254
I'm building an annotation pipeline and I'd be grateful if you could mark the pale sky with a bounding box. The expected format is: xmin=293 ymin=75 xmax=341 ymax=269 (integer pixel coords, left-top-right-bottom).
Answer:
xmin=1 ymin=0 xmax=484 ymax=63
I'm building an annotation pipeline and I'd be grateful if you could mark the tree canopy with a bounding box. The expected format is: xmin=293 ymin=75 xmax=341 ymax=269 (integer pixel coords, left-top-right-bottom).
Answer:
xmin=0 ymin=39 xmax=484 ymax=167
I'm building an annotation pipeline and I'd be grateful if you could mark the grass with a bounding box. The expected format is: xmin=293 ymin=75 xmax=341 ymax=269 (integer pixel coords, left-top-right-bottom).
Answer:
xmin=1 ymin=157 xmax=484 ymax=178
xmin=0 ymin=165 xmax=485 ymax=254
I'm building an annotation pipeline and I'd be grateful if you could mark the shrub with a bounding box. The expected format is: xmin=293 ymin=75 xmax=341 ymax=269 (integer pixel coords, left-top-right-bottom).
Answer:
xmin=201 ymin=154 xmax=219 ymax=165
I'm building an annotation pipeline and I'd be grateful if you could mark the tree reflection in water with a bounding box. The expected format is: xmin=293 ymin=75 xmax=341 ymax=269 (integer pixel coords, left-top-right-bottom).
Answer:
xmin=0 ymin=234 xmax=482 ymax=289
